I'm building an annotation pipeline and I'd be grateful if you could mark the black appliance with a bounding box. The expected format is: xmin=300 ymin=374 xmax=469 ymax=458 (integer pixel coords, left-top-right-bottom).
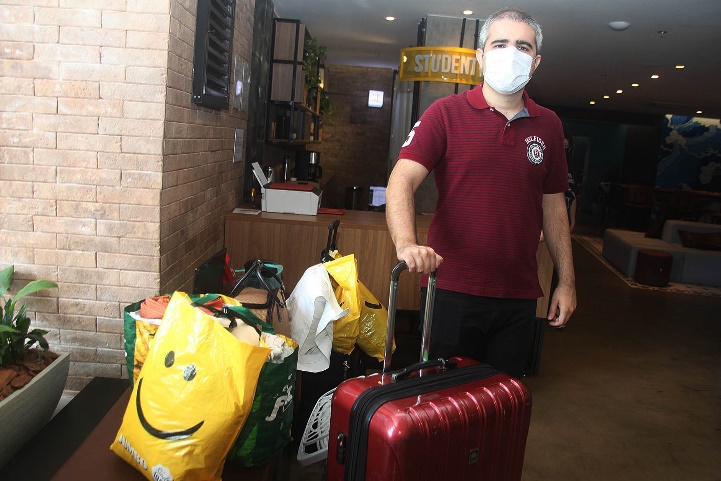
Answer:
xmin=295 ymin=151 xmax=322 ymax=181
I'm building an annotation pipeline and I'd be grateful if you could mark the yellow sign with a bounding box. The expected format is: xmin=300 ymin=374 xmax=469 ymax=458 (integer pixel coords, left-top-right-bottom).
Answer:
xmin=399 ymin=47 xmax=482 ymax=85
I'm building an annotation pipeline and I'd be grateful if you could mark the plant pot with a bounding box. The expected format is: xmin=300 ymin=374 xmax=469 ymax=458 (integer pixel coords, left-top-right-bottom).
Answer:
xmin=0 ymin=352 xmax=70 ymax=468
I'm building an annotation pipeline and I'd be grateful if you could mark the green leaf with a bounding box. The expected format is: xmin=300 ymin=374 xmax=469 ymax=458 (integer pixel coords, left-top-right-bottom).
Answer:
xmin=1 ymin=299 xmax=11 ymax=325
xmin=0 ymin=265 xmax=12 ymax=296
xmin=0 ymin=325 xmax=18 ymax=334
xmin=16 ymin=316 xmax=31 ymax=335
xmin=26 ymin=332 xmax=49 ymax=351
xmin=14 ymin=279 xmax=57 ymax=302
xmin=0 ymin=266 xmax=55 ymax=365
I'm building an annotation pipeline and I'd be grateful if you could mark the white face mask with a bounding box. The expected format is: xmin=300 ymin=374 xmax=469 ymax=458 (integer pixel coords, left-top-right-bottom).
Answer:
xmin=482 ymin=47 xmax=535 ymax=95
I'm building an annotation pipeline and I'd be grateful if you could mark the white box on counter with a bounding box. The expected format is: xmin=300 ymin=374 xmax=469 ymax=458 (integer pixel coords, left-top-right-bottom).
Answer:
xmin=252 ymin=162 xmax=322 ymax=215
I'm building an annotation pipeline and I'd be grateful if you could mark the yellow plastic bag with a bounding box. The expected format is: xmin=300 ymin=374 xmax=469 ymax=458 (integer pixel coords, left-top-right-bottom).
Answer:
xmin=133 ymin=318 xmax=160 ymax=383
xmin=110 ymin=292 xmax=271 ymax=481
xmin=323 ymin=254 xmax=361 ymax=355
xmin=356 ymin=281 xmax=395 ymax=361
xmin=130 ymin=294 xmax=257 ymax=385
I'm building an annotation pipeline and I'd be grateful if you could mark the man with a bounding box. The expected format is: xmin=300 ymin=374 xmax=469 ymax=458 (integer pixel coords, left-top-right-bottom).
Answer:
xmin=386 ymin=7 xmax=576 ymax=378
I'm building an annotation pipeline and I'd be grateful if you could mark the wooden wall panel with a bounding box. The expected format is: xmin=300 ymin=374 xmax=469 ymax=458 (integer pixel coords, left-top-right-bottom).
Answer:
xmin=225 ymin=211 xmax=552 ymax=314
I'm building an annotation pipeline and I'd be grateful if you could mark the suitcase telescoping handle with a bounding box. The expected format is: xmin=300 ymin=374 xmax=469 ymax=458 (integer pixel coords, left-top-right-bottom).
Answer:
xmin=382 ymin=261 xmax=437 ymax=376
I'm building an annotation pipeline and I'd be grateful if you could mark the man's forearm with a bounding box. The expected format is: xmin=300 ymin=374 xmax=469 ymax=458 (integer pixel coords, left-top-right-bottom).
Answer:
xmin=543 ymin=195 xmax=575 ymax=286
xmin=386 ymin=167 xmax=419 ymax=250
xmin=385 ymin=160 xmax=441 ymax=273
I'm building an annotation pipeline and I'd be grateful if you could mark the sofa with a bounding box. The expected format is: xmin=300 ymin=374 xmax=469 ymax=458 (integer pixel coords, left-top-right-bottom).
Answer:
xmin=602 ymin=220 xmax=721 ymax=287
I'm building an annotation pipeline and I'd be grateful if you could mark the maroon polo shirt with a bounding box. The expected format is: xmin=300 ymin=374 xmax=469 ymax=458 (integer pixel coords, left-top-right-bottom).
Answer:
xmin=398 ymin=84 xmax=568 ymax=299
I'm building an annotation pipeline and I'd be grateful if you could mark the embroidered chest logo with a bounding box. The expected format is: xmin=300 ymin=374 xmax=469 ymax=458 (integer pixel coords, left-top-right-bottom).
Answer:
xmin=525 ymin=135 xmax=546 ymax=165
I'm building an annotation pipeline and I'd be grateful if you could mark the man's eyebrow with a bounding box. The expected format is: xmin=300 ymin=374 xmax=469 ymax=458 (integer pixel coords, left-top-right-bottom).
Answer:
xmin=490 ymin=39 xmax=535 ymax=51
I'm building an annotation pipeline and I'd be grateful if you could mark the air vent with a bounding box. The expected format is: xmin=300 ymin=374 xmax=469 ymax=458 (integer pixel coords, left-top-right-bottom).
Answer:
xmin=192 ymin=0 xmax=236 ymax=110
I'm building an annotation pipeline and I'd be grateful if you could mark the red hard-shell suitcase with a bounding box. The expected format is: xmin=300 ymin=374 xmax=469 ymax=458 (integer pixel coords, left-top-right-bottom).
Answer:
xmin=325 ymin=262 xmax=532 ymax=481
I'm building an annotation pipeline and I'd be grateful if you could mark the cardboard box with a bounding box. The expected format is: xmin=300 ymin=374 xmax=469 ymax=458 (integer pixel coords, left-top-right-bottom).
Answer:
xmin=252 ymin=162 xmax=322 ymax=215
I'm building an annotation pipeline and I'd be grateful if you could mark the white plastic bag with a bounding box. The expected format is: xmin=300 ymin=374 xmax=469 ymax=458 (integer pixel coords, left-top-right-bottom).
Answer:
xmin=288 ymin=264 xmax=348 ymax=372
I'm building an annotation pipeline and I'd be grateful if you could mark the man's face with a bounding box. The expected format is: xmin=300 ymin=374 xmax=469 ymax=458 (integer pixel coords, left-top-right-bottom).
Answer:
xmin=477 ymin=18 xmax=541 ymax=75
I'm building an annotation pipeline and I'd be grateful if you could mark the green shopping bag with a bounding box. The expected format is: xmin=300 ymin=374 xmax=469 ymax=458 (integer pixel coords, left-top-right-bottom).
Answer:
xmin=122 ymin=300 xmax=143 ymax=382
xmin=226 ymin=332 xmax=298 ymax=467
xmin=125 ymin=295 xmax=299 ymax=467
xmin=190 ymin=301 xmax=298 ymax=467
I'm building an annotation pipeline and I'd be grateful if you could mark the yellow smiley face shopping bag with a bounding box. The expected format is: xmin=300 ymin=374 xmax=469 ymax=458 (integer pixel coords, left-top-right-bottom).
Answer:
xmin=110 ymin=291 xmax=271 ymax=481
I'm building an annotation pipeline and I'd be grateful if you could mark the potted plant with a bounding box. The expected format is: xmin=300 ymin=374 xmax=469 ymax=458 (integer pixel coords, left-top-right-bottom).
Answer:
xmin=303 ymin=38 xmax=334 ymax=120
xmin=0 ymin=265 xmax=69 ymax=468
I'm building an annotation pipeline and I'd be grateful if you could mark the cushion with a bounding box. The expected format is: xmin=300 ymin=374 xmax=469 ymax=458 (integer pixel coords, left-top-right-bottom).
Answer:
xmin=662 ymin=220 xmax=721 ymax=244
xmin=678 ymin=230 xmax=721 ymax=251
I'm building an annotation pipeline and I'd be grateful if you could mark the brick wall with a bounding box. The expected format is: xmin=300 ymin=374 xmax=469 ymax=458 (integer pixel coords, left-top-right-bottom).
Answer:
xmin=0 ymin=0 xmax=252 ymax=393
xmin=161 ymin=0 xmax=251 ymax=294
xmin=313 ymin=65 xmax=394 ymax=209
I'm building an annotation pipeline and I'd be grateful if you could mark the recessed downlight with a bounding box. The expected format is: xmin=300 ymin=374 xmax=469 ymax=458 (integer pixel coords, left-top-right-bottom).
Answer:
xmin=589 ymin=101 xmax=596 ymax=105
xmin=603 ymin=95 xmax=610 ymax=99
xmin=385 ymin=16 xmax=395 ymax=21
xmin=608 ymin=21 xmax=631 ymax=31
xmin=696 ymin=110 xmax=703 ymax=114
xmin=675 ymin=65 xmax=685 ymax=69
xmin=616 ymin=89 xmax=623 ymax=94
xmin=631 ymin=83 xmax=639 ymax=87
xmin=651 ymin=74 xmax=659 ymax=79
xmin=463 ymin=10 xmax=473 ymax=15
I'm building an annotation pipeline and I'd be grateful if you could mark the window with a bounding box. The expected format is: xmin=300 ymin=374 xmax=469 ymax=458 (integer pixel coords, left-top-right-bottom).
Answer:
xmin=192 ymin=0 xmax=236 ymax=109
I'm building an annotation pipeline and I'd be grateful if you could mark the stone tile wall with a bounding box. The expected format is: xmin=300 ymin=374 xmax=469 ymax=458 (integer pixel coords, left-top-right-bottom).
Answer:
xmin=0 ymin=0 xmax=252 ymax=392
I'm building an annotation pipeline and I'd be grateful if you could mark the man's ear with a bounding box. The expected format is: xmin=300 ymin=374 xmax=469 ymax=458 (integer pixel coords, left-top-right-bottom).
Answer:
xmin=531 ymin=54 xmax=542 ymax=74
xmin=476 ymin=48 xmax=484 ymax=70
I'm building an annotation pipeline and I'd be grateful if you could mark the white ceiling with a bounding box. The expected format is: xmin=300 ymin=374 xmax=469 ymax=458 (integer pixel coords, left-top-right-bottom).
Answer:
xmin=271 ymin=0 xmax=721 ymax=120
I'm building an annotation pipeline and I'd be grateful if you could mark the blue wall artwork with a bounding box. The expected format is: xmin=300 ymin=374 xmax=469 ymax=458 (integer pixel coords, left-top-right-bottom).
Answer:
xmin=657 ymin=115 xmax=721 ymax=192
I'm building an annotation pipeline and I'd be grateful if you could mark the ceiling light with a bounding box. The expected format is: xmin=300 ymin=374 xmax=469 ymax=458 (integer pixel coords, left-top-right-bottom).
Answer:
xmin=463 ymin=10 xmax=473 ymax=15
xmin=589 ymin=101 xmax=596 ymax=105
xmin=696 ymin=110 xmax=703 ymax=114
xmin=616 ymin=90 xmax=623 ymax=94
xmin=608 ymin=21 xmax=630 ymax=31
xmin=651 ymin=74 xmax=659 ymax=79
xmin=675 ymin=65 xmax=684 ymax=69
xmin=603 ymin=95 xmax=610 ymax=99
xmin=385 ymin=16 xmax=395 ymax=21
xmin=631 ymin=83 xmax=639 ymax=87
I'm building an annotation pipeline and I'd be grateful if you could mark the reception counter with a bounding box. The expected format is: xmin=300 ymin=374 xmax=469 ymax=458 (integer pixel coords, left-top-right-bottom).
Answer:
xmin=224 ymin=210 xmax=553 ymax=316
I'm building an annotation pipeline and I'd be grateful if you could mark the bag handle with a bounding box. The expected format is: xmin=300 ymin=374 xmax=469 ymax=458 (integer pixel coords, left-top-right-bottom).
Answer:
xmin=321 ymin=220 xmax=341 ymax=262
xmin=390 ymin=358 xmax=457 ymax=382
xmin=224 ymin=305 xmax=275 ymax=335
xmin=191 ymin=296 xmax=272 ymax=335
xmin=230 ymin=260 xmax=286 ymax=307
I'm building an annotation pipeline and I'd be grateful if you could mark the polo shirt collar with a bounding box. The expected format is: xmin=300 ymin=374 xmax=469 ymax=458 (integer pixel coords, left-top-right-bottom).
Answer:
xmin=467 ymin=83 xmax=539 ymax=117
